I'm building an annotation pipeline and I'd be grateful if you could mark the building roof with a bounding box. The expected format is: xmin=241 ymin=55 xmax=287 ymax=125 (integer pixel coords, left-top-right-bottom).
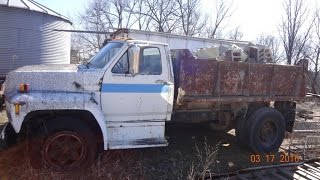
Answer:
xmin=0 ymin=0 xmax=71 ymax=24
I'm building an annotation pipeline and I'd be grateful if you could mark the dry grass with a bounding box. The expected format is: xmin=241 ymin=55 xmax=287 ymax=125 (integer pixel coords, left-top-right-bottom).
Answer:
xmin=0 ymin=144 xmax=145 ymax=179
xmin=187 ymin=138 xmax=221 ymax=180
xmin=87 ymin=150 xmax=145 ymax=179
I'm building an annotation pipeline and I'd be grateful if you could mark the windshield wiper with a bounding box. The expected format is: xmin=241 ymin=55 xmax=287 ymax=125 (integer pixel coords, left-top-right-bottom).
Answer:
xmin=85 ymin=62 xmax=91 ymax=68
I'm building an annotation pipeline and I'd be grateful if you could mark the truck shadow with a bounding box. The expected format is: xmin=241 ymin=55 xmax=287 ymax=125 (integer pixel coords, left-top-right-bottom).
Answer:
xmin=138 ymin=122 xmax=257 ymax=179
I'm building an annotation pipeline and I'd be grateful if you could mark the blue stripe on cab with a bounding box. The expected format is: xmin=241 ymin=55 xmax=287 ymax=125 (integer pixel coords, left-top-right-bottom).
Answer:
xmin=101 ymin=83 xmax=169 ymax=93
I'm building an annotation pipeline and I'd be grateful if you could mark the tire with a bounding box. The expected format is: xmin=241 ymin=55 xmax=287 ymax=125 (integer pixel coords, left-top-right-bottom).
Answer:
xmin=28 ymin=117 xmax=97 ymax=170
xmin=246 ymin=107 xmax=285 ymax=153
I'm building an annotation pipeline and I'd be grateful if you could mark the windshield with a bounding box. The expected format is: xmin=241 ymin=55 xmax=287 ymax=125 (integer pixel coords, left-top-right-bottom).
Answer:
xmin=87 ymin=42 xmax=124 ymax=68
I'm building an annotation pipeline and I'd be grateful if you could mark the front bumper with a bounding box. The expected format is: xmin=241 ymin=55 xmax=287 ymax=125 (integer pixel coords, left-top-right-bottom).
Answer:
xmin=0 ymin=122 xmax=17 ymax=149
xmin=0 ymin=122 xmax=8 ymax=140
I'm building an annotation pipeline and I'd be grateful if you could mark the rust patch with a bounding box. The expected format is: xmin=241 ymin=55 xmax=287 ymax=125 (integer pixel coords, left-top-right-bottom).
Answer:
xmin=172 ymin=49 xmax=218 ymax=97
xmin=249 ymin=63 xmax=273 ymax=96
xmin=272 ymin=65 xmax=304 ymax=96
xmin=219 ymin=61 xmax=249 ymax=96
xmin=179 ymin=59 xmax=218 ymax=96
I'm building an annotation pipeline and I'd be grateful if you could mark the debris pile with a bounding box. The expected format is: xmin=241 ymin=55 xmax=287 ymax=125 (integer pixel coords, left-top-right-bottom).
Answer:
xmin=194 ymin=43 xmax=273 ymax=63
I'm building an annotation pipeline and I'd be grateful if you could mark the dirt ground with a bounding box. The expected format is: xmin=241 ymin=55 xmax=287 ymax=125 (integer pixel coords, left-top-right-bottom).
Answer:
xmin=0 ymin=101 xmax=319 ymax=179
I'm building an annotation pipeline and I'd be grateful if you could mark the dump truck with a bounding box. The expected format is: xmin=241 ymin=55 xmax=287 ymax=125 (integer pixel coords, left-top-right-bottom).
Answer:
xmin=0 ymin=29 xmax=307 ymax=170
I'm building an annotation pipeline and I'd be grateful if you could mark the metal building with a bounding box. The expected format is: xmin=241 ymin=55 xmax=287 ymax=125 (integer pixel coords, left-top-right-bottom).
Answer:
xmin=0 ymin=0 xmax=72 ymax=78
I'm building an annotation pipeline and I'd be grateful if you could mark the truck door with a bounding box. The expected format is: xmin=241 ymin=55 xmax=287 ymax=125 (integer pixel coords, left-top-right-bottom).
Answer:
xmin=101 ymin=44 xmax=174 ymax=122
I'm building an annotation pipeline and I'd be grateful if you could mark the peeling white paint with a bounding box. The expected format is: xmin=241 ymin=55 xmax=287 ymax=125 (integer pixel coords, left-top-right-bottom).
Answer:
xmin=3 ymin=64 xmax=110 ymax=149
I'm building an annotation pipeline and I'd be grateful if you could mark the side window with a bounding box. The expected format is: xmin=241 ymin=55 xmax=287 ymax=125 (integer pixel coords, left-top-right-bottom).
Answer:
xmin=111 ymin=52 xmax=129 ymax=74
xmin=139 ymin=47 xmax=162 ymax=75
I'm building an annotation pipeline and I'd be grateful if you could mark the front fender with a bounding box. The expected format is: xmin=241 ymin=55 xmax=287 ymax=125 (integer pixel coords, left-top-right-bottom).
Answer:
xmin=6 ymin=92 xmax=109 ymax=149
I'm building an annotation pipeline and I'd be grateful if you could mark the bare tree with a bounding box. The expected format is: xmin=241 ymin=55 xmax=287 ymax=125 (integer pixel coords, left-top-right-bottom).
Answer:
xmin=256 ymin=34 xmax=283 ymax=63
xmin=175 ymin=0 xmax=207 ymax=36
xmin=130 ymin=0 xmax=152 ymax=30
xmin=206 ymin=0 xmax=233 ymax=39
xmin=278 ymin=0 xmax=312 ymax=65
xmin=78 ymin=0 xmax=109 ymax=56
xmin=227 ymin=26 xmax=243 ymax=40
xmin=143 ymin=0 xmax=180 ymax=32
xmin=96 ymin=0 xmax=139 ymax=29
xmin=309 ymin=47 xmax=320 ymax=93
xmin=75 ymin=0 xmax=141 ymax=57
xmin=71 ymin=34 xmax=85 ymax=63
xmin=74 ymin=0 xmax=231 ymax=58
xmin=307 ymin=8 xmax=320 ymax=93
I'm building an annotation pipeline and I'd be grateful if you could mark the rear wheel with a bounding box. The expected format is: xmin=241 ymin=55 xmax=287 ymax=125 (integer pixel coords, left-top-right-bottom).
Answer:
xmin=28 ymin=117 xmax=97 ymax=170
xmin=246 ymin=107 xmax=285 ymax=153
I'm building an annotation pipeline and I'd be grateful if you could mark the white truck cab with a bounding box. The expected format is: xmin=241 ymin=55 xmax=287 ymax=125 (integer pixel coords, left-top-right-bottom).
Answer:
xmin=98 ymin=40 xmax=174 ymax=149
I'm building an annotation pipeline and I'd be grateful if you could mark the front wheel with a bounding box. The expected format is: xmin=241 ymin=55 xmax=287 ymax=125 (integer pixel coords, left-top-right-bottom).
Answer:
xmin=246 ymin=107 xmax=285 ymax=153
xmin=28 ymin=118 xmax=97 ymax=170
xmin=43 ymin=131 xmax=89 ymax=169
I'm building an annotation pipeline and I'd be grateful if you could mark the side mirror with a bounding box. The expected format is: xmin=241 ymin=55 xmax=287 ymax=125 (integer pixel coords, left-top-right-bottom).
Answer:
xmin=129 ymin=45 xmax=140 ymax=75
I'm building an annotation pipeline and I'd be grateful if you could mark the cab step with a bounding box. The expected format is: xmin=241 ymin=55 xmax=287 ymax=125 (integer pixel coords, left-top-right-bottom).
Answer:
xmin=108 ymin=138 xmax=168 ymax=149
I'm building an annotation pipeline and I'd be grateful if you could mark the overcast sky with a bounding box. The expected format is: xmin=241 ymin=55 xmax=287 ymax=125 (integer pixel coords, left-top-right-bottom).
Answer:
xmin=38 ymin=0 xmax=318 ymax=41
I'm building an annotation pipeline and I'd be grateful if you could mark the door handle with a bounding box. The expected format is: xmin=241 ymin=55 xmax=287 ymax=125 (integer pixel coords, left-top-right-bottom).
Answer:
xmin=155 ymin=79 xmax=165 ymax=84
xmin=155 ymin=80 xmax=172 ymax=85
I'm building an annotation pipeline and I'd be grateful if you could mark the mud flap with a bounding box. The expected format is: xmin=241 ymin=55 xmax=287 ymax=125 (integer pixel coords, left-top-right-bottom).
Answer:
xmin=274 ymin=101 xmax=296 ymax=133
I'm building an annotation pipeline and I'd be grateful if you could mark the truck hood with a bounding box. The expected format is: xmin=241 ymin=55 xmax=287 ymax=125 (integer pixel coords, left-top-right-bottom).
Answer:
xmin=4 ymin=64 xmax=103 ymax=99
xmin=14 ymin=64 xmax=79 ymax=72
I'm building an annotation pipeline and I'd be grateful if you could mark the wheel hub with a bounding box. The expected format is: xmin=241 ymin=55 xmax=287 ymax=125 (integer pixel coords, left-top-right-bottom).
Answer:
xmin=259 ymin=120 xmax=277 ymax=146
xmin=43 ymin=131 xmax=86 ymax=169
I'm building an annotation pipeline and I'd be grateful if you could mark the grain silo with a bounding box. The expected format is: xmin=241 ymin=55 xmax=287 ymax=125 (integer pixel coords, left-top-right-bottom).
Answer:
xmin=0 ymin=0 xmax=72 ymax=79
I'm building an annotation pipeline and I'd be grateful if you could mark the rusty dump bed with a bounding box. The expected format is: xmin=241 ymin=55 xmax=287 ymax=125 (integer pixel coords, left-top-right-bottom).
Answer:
xmin=171 ymin=49 xmax=306 ymax=108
